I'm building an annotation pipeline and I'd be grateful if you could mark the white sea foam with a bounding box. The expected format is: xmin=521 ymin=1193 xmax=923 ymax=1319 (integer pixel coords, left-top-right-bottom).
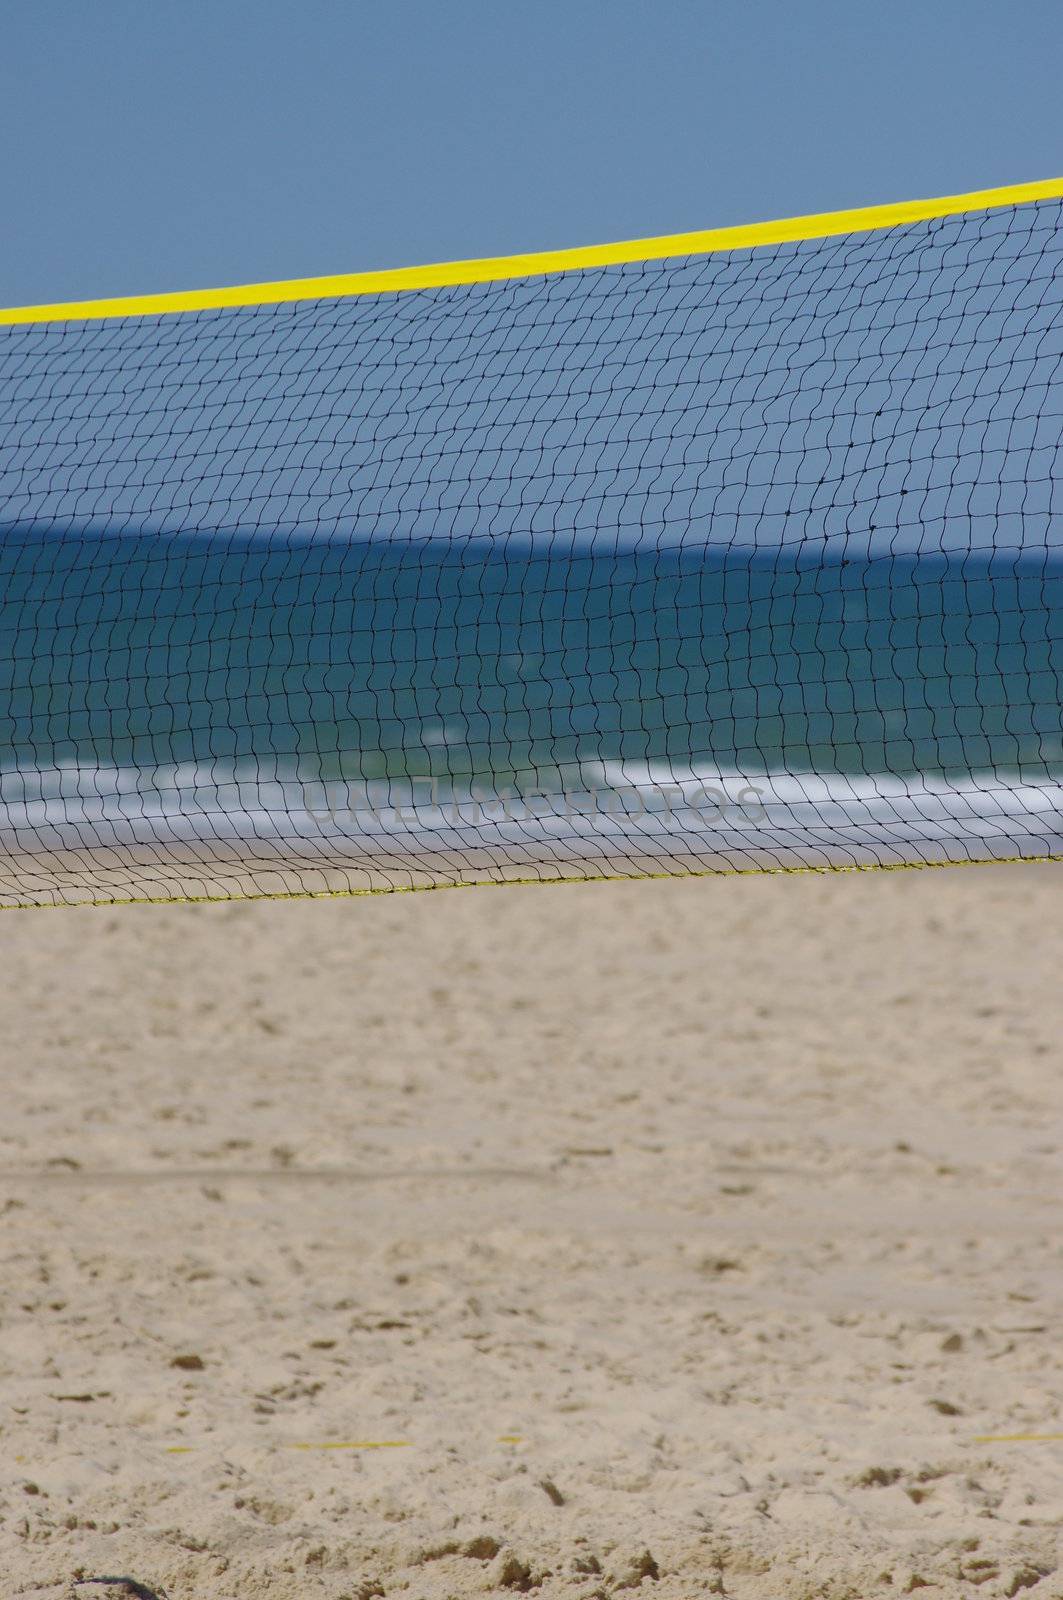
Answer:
xmin=1 ymin=758 xmax=1061 ymax=876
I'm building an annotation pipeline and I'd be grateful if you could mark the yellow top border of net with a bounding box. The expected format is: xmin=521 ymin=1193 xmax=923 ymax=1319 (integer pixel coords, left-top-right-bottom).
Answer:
xmin=3 ymin=176 xmax=1062 ymax=327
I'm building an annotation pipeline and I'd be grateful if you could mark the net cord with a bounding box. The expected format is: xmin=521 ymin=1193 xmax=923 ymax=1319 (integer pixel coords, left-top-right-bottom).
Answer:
xmin=2 ymin=176 xmax=1062 ymax=326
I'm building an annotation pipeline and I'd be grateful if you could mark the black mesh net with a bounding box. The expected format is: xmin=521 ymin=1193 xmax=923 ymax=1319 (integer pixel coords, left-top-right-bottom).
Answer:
xmin=1 ymin=196 xmax=1062 ymax=905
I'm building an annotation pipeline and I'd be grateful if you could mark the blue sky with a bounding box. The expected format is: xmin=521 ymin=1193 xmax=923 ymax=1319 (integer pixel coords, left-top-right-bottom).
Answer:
xmin=2 ymin=0 xmax=1062 ymax=307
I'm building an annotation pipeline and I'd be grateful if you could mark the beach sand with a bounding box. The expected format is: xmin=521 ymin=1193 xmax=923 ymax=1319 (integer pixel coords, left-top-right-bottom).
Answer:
xmin=1 ymin=864 xmax=1061 ymax=1598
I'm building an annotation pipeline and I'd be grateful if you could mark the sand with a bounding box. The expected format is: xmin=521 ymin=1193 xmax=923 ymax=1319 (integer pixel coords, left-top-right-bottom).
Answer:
xmin=1 ymin=864 xmax=1061 ymax=1599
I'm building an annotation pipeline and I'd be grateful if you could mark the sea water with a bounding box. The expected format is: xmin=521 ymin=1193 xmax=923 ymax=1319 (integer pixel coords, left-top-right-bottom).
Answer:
xmin=1 ymin=529 xmax=1061 ymax=880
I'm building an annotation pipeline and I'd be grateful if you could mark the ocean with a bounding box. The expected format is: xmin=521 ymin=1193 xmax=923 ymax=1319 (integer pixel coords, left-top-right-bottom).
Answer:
xmin=0 ymin=529 xmax=1061 ymax=899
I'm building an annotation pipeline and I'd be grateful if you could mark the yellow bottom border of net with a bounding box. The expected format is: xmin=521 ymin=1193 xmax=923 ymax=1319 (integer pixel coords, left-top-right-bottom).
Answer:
xmin=1 ymin=846 xmax=1061 ymax=910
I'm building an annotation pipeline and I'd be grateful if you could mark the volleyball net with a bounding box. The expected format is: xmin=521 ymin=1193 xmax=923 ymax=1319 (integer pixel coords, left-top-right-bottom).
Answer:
xmin=1 ymin=179 xmax=1062 ymax=906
